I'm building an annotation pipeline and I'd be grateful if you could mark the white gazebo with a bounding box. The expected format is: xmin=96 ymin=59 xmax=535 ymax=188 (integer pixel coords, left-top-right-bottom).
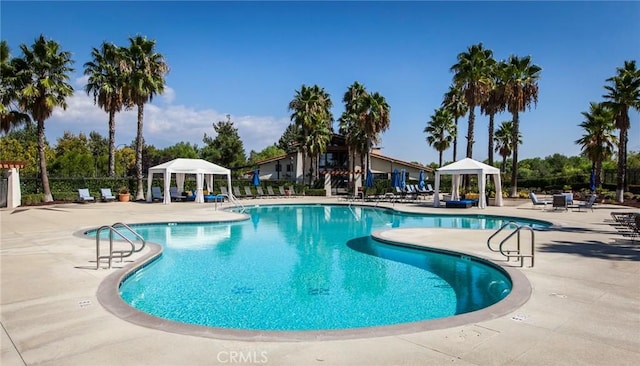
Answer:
xmin=433 ymin=158 xmax=503 ymax=209
xmin=146 ymin=158 xmax=232 ymax=204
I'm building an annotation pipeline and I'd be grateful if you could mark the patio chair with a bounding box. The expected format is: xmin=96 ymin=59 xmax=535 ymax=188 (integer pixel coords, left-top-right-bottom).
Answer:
xmin=151 ymin=186 xmax=164 ymax=201
xmin=256 ymin=186 xmax=267 ymax=198
xmin=572 ymin=194 xmax=597 ymax=212
xmin=233 ymin=186 xmax=246 ymax=199
xmin=170 ymin=187 xmax=186 ymax=201
xmin=100 ymin=188 xmax=116 ymax=202
xmin=529 ymin=192 xmax=550 ymax=209
xmin=78 ymin=188 xmax=95 ymax=202
xmin=278 ymin=186 xmax=292 ymax=198
xmin=266 ymin=186 xmax=277 ymax=197
xmin=220 ymin=186 xmax=230 ymax=198
xmin=244 ymin=186 xmax=256 ymax=198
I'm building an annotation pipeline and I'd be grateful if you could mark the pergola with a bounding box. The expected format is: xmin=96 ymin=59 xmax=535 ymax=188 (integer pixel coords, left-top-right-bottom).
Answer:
xmin=432 ymin=158 xmax=503 ymax=209
xmin=146 ymin=158 xmax=231 ymax=204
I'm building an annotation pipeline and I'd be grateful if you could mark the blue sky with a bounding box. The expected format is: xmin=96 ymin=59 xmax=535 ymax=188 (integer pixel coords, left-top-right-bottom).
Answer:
xmin=2 ymin=1 xmax=639 ymax=166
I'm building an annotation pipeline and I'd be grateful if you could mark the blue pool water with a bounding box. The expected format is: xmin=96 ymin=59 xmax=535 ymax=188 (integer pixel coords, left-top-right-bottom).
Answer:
xmin=106 ymin=205 xmax=547 ymax=331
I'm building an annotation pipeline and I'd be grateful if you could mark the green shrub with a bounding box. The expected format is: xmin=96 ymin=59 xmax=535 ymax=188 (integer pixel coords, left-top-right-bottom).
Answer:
xmin=22 ymin=194 xmax=44 ymax=205
xmin=52 ymin=191 xmax=82 ymax=202
xmin=305 ymin=189 xmax=326 ymax=196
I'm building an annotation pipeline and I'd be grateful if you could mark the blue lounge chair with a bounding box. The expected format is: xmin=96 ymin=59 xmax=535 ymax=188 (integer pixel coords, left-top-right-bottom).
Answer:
xmin=151 ymin=187 xmax=164 ymax=201
xmin=100 ymin=188 xmax=116 ymax=202
xmin=170 ymin=187 xmax=186 ymax=201
xmin=78 ymin=188 xmax=95 ymax=202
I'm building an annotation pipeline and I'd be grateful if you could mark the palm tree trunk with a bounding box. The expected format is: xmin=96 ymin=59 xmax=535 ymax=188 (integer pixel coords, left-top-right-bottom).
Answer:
xmin=439 ymin=150 xmax=443 ymax=168
xmin=595 ymin=159 xmax=602 ymax=189
xmin=501 ymin=156 xmax=507 ymax=173
xmin=453 ymin=117 xmax=458 ymax=162
xmin=37 ymin=119 xmax=53 ymax=202
xmin=488 ymin=113 xmax=495 ymax=166
xmin=616 ymin=127 xmax=627 ymax=202
xmin=466 ymin=106 xmax=475 ymax=159
xmin=135 ymin=103 xmax=145 ymax=201
xmin=108 ymin=109 xmax=116 ymax=177
xmin=510 ymin=111 xmax=520 ymax=197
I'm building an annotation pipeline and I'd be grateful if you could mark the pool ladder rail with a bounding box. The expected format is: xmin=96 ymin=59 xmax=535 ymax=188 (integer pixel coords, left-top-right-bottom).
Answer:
xmin=487 ymin=221 xmax=535 ymax=267
xmin=95 ymin=222 xmax=146 ymax=269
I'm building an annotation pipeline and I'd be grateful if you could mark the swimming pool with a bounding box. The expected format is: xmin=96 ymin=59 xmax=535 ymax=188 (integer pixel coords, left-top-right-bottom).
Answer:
xmin=95 ymin=205 xmax=545 ymax=335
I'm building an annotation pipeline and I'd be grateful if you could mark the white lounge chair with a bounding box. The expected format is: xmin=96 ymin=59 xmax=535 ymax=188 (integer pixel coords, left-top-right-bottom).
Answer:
xmin=100 ymin=188 xmax=116 ymax=202
xmin=78 ymin=188 xmax=95 ymax=202
xmin=529 ymin=192 xmax=550 ymax=209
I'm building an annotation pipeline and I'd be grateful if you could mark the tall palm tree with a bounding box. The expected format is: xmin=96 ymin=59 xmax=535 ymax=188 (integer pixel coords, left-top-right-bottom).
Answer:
xmin=450 ymin=43 xmax=495 ymax=160
xmin=84 ymin=42 xmax=125 ymax=177
xmin=603 ymin=60 xmax=640 ymax=202
xmin=575 ymin=102 xmax=617 ymax=189
xmin=288 ymin=84 xmax=333 ymax=185
xmin=1 ymin=40 xmax=31 ymax=134
xmin=441 ymin=84 xmax=467 ymax=162
xmin=502 ymin=55 xmax=542 ymax=197
xmin=13 ymin=35 xmax=74 ymax=202
xmin=481 ymin=61 xmax=506 ymax=166
xmin=121 ymin=35 xmax=168 ymax=200
xmin=424 ymin=108 xmax=455 ymax=167
xmin=360 ymin=92 xmax=390 ymax=172
xmin=494 ymin=120 xmax=521 ymax=173
xmin=339 ymin=81 xmax=369 ymax=182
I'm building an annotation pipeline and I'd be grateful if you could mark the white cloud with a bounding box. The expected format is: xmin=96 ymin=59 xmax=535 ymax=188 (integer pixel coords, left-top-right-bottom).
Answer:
xmin=160 ymin=86 xmax=176 ymax=104
xmin=45 ymin=89 xmax=289 ymax=153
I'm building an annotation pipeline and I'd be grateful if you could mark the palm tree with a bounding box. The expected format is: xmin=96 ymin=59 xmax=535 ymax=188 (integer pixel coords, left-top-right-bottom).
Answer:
xmin=84 ymin=42 xmax=125 ymax=177
xmin=603 ymin=60 xmax=640 ymax=202
xmin=288 ymin=84 xmax=333 ymax=185
xmin=339 ymin=82 xmax=369 ymax=183
xmin=481 ymin=61 xmax=506 ymax=166
xmin=441 ymin=84 xmax=467 ymax=162
xmin=13 ymin=35 xmax=74 ymax=202
xmin=450 ymin=43 xmax=495 ymax=160
xmin=502 ymin=55 xmax=542 ymax=197
xmin=360 ymin=92 xmax=390 ymax=172
xmin=575 ymin=102 xmax=617 ymax=189
xmin=424 ymin=108 xmax=455 ymax=167
xmin=121 ymin=35 xmax=168 ymax=200
xmin=494 ymin=120 xmax=521 ymax=173
xmin=0 ymin=40 xmax=31 ymax=134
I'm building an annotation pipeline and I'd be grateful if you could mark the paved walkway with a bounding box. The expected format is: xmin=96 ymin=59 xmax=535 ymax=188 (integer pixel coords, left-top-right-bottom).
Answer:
xmin=1 ymin=197 xmax=639 ymax=365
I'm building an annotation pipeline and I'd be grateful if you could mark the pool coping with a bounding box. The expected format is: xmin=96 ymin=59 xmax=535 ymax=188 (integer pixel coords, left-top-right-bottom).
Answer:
xmin=92 ymin=213 xmax=532 ymax=342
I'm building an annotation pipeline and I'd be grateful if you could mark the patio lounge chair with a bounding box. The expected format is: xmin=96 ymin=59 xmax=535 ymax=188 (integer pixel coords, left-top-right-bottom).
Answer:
xmin=256 ymin=186 xmax=268 ymax=198
xmin=529 ymin=192 xmax=550 ymax=209
xmin=233 ymin=186 xmax=247 ymax=199
xmin=220 ymin=186 xmax=230 ymax=198
xmin=78 ymin=188 xmax=95 ymax=202
xmin=170 ymin=187 xmax=186 ymax=201
xmin=572 ymin=194 xmax=597 ymax=212
xmin=266 ymin=186 xmax=277 ymax=197
xmin=100 ymin=188 xmax=116 ymax=202
xmin=445 ymin=200 xmax=472 ymax=208
xmin=244 ymin=186 xmax=256 ymax=198
xmin=278 ymin=186 xmax=292 ymax=197
xmin=151 ymin=186 xmax=164 ymax=201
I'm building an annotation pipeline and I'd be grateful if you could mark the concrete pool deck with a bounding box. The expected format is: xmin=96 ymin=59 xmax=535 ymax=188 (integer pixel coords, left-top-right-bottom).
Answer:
xmin=1 ymin=197 xmax=639 ymax=365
